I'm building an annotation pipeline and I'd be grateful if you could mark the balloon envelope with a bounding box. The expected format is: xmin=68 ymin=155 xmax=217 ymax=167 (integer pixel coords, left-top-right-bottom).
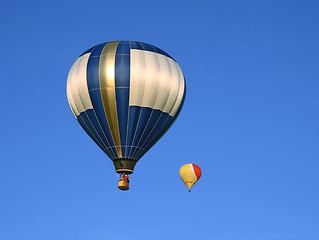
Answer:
xmin=67 ymin=41 xmax=186 ymax=174
xmin=179 ymin=164 xmax=201 ymax=190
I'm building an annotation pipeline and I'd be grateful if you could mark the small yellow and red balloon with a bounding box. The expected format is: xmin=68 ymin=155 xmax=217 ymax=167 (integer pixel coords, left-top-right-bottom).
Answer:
xmin=179 ymin=164 xmax=201 ymax=192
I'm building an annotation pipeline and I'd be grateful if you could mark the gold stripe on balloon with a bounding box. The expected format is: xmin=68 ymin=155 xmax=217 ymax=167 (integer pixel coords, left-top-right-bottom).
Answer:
xmin=99 ymin=41 xmax=122 ymax=158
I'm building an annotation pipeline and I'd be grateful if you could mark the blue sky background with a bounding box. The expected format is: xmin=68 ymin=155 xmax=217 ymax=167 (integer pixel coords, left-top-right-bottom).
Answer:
xmin=1 ymin=1 xmax=319 ymax=239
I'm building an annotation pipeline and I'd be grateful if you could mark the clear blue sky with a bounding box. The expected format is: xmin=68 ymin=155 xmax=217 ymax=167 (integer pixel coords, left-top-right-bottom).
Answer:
xmin=1 ymin=1 xmax=318 ymax=239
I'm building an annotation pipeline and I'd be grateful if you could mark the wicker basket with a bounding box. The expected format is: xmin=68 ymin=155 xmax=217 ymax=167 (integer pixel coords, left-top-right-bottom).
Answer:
xmin=118 ymin=180 xmax=129 ymax=190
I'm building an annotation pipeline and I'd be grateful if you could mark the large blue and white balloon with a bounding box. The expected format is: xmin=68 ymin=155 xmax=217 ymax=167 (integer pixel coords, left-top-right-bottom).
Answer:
xmin=67 ymin=41 xmax=186 ymax=174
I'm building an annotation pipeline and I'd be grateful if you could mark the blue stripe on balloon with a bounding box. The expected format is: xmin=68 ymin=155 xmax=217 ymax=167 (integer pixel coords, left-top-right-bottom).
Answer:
xmin=131 ymin=109 xmax=162 ymax=158
xmin=152 ymin=45 xmax=175 ymax=61
xmin=77 ymin=113 xmax=115 ymax=159
xmin=128 ymin=107 xmax=152 ymax=157
xmin=126 ymin=106 xmax=142 ymax=158
xmin=88 ymin=89 xmax=118 ymax=159
xmin=130 ymin=41 xmax=143 ymax=50
xmin=140 ymin=42 xmax=155 ymax=52
xmin=138 ymin=111 xmax=168 ymax=151
xmin=79 ymin=43 xmax=106 ymax=57
xmin=83 ymin=110 xmax=117 ymax=159
xmin=115 ymin=53 xmax=130 ymax=87
xmin=152 ymin=45 xmax=167 ymax=56
xmin=87 ymin=44 xmax=118 ymax=159
xmin=115 ymin=43 xmax=130 ymax=157
xmin=135 ymin=114 xmax=174 ymax=160
xmin=132 ymin=111 xmax=170 ymax=160
xmin=116 ymin=41 xmax=130 ymax=55
xmin=79 ymin=47 xmax=95 ymax=57
xmin=87 ymin=44 xmax=105 ymax=91
xmin=129 ymin=41 xmax=175 ymax=61
xmin=79 ymin=111 xmax=106 ymax=148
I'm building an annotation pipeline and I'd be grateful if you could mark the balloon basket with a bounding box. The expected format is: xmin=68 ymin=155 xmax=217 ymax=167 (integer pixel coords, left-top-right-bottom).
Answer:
xmin=118 ymin=180 xmax=129 ymax=191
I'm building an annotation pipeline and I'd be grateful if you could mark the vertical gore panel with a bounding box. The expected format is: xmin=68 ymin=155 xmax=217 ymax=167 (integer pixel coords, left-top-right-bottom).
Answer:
xmin=78 ymin=112 xmax=107 ymax=149
xmin=77 ymin=116 xmax=107 ymax=154
xmin=85 ymin=109 xmax=117 ymax=159
xmin=134 ymin=109 xmax=162 ymax=156
xmin=141 ymin=51 xmax=160 ymax=109
xmin=87 ymin=43 xmax=118 ymax=159
xmin=80 ymin=43 xmax=105 ymax=57
xmin=134 ymin=113 xmax=174 ymax=160
xmin=169 ymin=65 xmax=185 ymax=117
xmin=130 ymin=41 xmax=143 ymax=50
xmin=99 ymin=41 xmax=122 ymax=158
xmin=87 ymin=44 xmax=105 ymax=90
xmin=115 ymin=41 xmax=130 ymax=157
xmin=128 ymin=107 xmax=152 ymax=157
xmin=77 ymin=112 xmax=114 ymax=159
xmin=129 ymin=48 xmax=146 ymax=107
xmin=126 ymin=106 xmax=141 ymax=159
xmin=140 ymin=42 xmax=155 ymax=52
xmin=152 ymin=54 xmax=172 ymax=111
xmin=162 ymin=59 xmax=180 ymax=114
xmin=135 ymin=111 xmax=168 ymax=157
xmin=192 ymin=164 xmax=202 ymax=180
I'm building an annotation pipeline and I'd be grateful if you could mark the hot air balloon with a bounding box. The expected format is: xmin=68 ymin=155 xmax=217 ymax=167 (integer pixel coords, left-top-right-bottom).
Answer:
xmin=179 ymin=164 xmax=201 ymax=192
xmin=67 ymin=41 xmax=186 ymax=190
